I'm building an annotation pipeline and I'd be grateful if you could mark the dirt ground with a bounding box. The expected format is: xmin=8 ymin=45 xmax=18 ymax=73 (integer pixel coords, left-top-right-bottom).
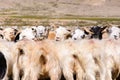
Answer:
xmin=0 ymin=0 xmax=120 ymax=26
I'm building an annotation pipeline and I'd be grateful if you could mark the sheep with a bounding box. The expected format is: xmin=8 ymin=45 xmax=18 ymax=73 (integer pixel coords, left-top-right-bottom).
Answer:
xmin=0 ymin=40 xmax=15 ymax=80
xmin=3 ymin=28 xmax=18 ymax=41
xmin=13 ymin=39 xmax=61 ymax=80
xmin=55 ymin=26 xmax=71 ymax=41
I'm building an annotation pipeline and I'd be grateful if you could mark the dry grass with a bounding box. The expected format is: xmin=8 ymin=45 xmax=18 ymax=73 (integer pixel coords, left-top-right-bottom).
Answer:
xmin=0 ymin=15 xmax=119 ymax=27
xmin=0 ymin=0 xmax=120 ymax=26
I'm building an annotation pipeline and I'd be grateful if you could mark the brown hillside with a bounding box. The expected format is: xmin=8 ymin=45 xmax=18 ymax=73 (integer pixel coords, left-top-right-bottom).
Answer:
xmin=0 ymin=0 xmax=120 ymax=17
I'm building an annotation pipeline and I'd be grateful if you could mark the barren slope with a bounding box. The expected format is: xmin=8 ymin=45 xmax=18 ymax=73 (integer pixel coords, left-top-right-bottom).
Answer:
xmin=0 ymin=0 xmax=120 ymax=17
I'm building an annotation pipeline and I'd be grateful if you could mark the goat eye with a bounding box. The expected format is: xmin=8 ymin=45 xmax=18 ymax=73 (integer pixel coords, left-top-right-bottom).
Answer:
xmin=31 ymin=28 xmax=34 ymax=30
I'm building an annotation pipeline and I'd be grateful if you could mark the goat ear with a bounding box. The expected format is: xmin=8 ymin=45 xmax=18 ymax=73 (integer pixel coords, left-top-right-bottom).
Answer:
xmin=67 ymin=29 xmax=71 ymax=32
xmin=102 ymin=26 xmax=107 ymax=30
xmin=0 ymin=34 xmax=3 ymax=39
xmin=66 ymin=34 xmax=72 ymax=39
xmin=83 ymin=27 xmax=93 ymax=34
xmin=101 ymin=26 xmax=108 ymax=33
xmin=14 ymin=29 xmax=18 ymax=35
xmin=14 ymin=32 xmax=21 ymax=42
xmin=84 ymin=29 xmax=89 ymax=35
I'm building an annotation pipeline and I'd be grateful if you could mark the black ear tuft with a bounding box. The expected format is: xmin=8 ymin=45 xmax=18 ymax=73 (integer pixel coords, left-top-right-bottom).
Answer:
xmin=66 ymin=34 xmax=72 ymax=39
xmin=0 ymin=34 xmax=4 ymax=39
xmin=84 ymin=30 xmax=89 ymax=35
xmin=0 ymin=51 xmax=7 ymax=79
xmin=14 ymin=32 xmax=20 ymax=42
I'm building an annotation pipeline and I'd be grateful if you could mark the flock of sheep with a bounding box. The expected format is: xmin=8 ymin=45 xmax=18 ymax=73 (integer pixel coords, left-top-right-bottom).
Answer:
xmin=0 ymin=25 xmax=120 ymax=80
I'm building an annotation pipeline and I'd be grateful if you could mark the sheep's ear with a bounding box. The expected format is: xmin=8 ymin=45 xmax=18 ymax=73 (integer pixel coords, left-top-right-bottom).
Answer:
xmin=0 ymin=51 xmax=7 ymax=79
